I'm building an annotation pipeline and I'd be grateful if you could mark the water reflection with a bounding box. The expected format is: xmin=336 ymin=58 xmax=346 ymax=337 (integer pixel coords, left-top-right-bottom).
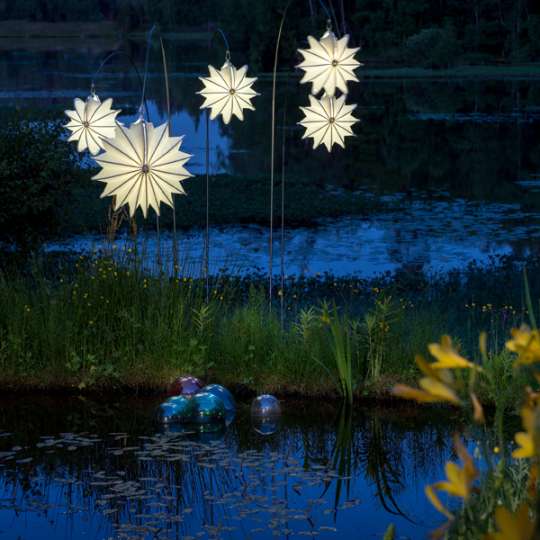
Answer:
xmin=3 ymin=45 xmax=540 ymax=274
xmin=45 ymin=195 xmax=540 ymax=277
xmin=0 ymin=397 xmax=462 ymax=539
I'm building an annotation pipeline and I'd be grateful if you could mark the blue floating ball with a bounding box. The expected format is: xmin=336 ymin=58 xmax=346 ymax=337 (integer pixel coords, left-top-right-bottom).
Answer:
xmin=192 ymin=392 xmax=226 ymax=424
xmin=201 ymin=384 xmax=236 ymax=413
xmin=251 ymin=394 xmax=281 ymax=417
xmin=156 ymin=395 xmax=195 ymax=424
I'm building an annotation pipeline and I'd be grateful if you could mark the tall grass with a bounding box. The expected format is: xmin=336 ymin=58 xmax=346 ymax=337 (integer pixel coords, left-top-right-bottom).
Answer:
xmin=0 ymin=253 xmax=534 ymax=404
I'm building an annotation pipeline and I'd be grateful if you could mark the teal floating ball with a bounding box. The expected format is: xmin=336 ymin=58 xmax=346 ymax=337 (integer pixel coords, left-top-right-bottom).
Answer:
xmin=156 ymin=395 xmax=195 ymax=424
xmin=192 ymin=392 xmax=226 ymax=424
xmin=201 ymin=384 xmax=236 ymax=412
xmin=251 ymin=394 xmax=281 ymax=417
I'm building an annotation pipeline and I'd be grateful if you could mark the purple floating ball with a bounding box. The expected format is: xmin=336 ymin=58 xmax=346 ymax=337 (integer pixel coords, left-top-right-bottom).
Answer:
xmin=167 ymin=376 xmax=203 ymax=397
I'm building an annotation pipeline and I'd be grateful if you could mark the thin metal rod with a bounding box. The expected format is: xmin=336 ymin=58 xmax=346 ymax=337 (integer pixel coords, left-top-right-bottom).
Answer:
xmin=205 ymin=108 xmax=210 ymax=303
xmin=324 ymin=0 xmax=341 ymax=36
xmin=280 ymin=97 xmax=288 ymax=328
xmin=140 ymin=24 xmax=158 ymax=117
xmin=270 ymin=0 xmax=294 ymax=307
xmin=215 ymin=27 xmax=230 ymax=52
xmin=159 ymin=36 xmax=178 ymax=277
xmin=156 ymin=214 xmax=162 ymax=270
xmin=202 ymin=25 xmax=230 ymax=301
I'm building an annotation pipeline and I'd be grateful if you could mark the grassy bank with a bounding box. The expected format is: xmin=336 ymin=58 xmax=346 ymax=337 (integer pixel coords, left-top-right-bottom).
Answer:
xmin=0 ymin=251 xmax=534 ymax=408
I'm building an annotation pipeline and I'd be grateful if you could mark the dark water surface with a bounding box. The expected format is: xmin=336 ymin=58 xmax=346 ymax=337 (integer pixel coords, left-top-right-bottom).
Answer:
xmin=0 ymin=397 xmax=467 ymax=540
xmin=2 ymin=44 xmax=540 ymax=275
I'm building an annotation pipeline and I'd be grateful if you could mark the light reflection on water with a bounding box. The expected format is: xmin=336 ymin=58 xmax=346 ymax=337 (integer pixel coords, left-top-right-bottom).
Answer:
xmin=45 ymin=195 xmax=540 ymax=277
xmin=0 ymin=397 xmax=464 ymax=540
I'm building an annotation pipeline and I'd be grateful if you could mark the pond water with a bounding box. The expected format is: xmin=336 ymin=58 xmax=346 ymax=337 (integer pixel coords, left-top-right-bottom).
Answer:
xmin=0 ymin=396 xmax=469 ymax=540
xmin=2 ymin=43 xmax=540 ymax=276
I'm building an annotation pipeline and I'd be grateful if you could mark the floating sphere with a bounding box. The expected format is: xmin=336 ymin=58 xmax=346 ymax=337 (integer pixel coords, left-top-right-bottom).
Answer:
xmin=251 ymin=394 xmax=281 ymax=417
xmin=168 ymin=375 xmax=203 ymax=397
xmin=201 ymin=384 xmax=236 ymax=412
xmin=192 ymin=392 xmax=226 ymax=424
xmin=156 ymin=396 xmax=195 ymax=424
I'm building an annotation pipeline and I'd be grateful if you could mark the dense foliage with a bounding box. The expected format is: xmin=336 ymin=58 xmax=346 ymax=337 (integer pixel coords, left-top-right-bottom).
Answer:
xmin=1 ymin=1 xmax=539 ymax=67
xmin=0 ymin=112 xmax=81 ymax=247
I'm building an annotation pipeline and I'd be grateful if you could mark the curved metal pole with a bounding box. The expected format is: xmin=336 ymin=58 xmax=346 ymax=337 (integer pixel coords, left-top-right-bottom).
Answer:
xmin=269 ymin=1 xmax=293 ymax=307
xmin=91 ymin=49 xmax=150 ymax=120
xmin=203 ymin=27 xmax=232 ymax=300
xmin=269 ymin=0 xmax=335 ymax=308
xmin=138 ymin=24 xmax=177 ymax=273
xmin=91 ymin=47 xmax=149 ymax=247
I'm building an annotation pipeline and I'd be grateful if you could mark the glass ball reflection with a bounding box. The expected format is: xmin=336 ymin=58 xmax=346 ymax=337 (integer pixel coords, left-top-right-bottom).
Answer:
xmin=201 ymin=384 xmax=236 ymax=412
xmin=156 ymin=395 xmax=195 ymax=424
xmin=168 ymin=375 xmax=203 ymax=397
xmin=192 ymin=392 xmax=226 ymax=424
xmin=251 ymin=394 xmax=281 ymax=417
xmin=252 ymin=416 xmax=280 ymax=436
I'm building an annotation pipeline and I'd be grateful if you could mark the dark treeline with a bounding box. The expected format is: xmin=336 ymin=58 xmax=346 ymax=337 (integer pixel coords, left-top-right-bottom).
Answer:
xmin=1 ymin=1 xmax=539 ymax=68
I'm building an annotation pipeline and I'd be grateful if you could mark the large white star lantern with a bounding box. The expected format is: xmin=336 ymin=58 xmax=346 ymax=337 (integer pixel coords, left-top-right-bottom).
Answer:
xmin=92 ymin=120 xmax=192 ymax=218
xmin=198 ymin=57 xmax=259 ymax=124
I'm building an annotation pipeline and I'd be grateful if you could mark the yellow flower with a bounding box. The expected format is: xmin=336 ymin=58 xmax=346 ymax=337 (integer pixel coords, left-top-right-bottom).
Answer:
xmin=428 ymin=335 xmax=478 ymax=370
xmin=392 ymin=355 xmax=460 ymax=405
xmin=513 ymin=404 xmax=536 ymax=459
xmin=425 ymin=437 xmax=478 ymax=520
xmin=506 ymin=326 xmax=540 ymax=365
xmin=484 ymin=504 xmax=534 ymax=540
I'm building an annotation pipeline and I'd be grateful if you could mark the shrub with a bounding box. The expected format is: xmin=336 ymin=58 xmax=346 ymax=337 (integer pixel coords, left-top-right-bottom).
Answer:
xmin=0 ymin=110 xmax=80 ymax=248
xmin=404 ymin=27 xmax=460 ymax=69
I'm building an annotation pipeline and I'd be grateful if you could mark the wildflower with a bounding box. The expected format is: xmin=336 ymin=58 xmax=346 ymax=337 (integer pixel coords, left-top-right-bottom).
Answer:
xmin=484 ymin=503 xmax=534 ymax=540
xmin=513 ymin=403 xmax=536 ymax=459
xmin=506 ymin=326 xmax=540 ymax=365
xmin=428 ymin=336 xmax=478 ymax=370
xmin=392 ymin=355 xmax=460 ymax=405
xmin=425 ymin=437 xmax=478 ymax=520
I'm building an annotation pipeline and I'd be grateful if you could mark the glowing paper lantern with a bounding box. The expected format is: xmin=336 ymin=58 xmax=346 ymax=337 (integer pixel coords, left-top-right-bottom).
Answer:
xmin=92 ymin=120 xmax=192 ymax=218
xmin=298 ymin=94 xmax=358 ymax=152
xmin=198 ymin=58 xmax=259 ymax=124
xmin=192 ymin=392 xmax=226 ymax=424
xmin=296 ymin=30 xmax=361 ymax=97
xmin=251 ymin=394 xmax=281 ymax=417
xmin=156 ymin=395 xmax=195 ymax=424
xmin=201 ymin=384 xmax=236 ymax=412
xmin=168 ymin=376 xmax=203 ymax=397
xmin=64 ymin=93 xmax=121 ymax=155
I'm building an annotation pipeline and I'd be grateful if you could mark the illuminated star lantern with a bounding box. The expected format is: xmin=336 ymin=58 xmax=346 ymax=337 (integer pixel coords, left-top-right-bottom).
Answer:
xmin=198 ymin=58 xmax=259 ymax=124
xmin=64 ymin=94 xmax=121 ymax=155
xmin=297 ymin=30 xmax=362 ymax=97
xmin=298 ymin=94 xmax=358 ymax=152
xmin=92 ymin=120 xmax=192 ymax=218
